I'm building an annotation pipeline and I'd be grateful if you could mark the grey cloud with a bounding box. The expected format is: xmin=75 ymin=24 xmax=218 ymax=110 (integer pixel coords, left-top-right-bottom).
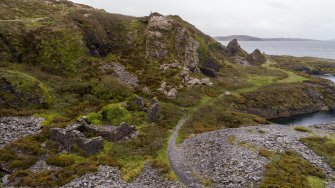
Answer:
xmin=72 ymin=0 xmax=334 ymax=40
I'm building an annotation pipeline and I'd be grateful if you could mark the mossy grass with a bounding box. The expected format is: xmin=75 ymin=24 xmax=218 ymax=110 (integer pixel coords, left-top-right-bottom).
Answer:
xmin=294 ymin=126 xmax=312 ymax=132
xmin=0 ymin=70 xmax=53 ymax=109
xmin=300 ymin=135 xmax=335 ymax=169
xmin=260 ymin=150 xmax=326 ymax=188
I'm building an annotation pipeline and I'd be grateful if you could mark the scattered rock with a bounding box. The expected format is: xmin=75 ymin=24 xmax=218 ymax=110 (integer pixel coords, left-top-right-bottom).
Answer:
xmin=160 ymin=62 xmax=180 ymax=71
xmin=200 ymin=78 xmax=213 ymax=87
xmin=61 ymin=165 xmax=183 ymax=188
xmin=0 ymin=116 xmax=43 ymax=148
xmin=167 ymin=88 xmax=177 ymax=100
xmin=29 ymin=156 xmax=60 ymax=173
xmin=179 ymin=124 xmax=335 ymax=187
xmin=187 ymin=78 xmax=202 ymax=87
xmin=225 ymin=91 xmax=232 ymax=96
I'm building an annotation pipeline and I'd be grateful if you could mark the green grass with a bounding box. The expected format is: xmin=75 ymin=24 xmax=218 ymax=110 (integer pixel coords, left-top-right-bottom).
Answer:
xmin=262 ymin=60 xmax=307 ymax=83
xmin=300 ymin=135 xmax=335 ymax=169
xmin=307 ymin=176 xmax=327 ymax=188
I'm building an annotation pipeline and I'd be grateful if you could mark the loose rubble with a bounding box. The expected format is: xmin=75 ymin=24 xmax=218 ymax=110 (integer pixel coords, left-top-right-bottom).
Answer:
xmin=0 ymin=116 xmax=43 ymax=148
xmin=61 ymin=165 xmax=183 ymax=188
xmin=113 ymin=63 xmax=139 ymax=88
xmin=180 ymin=124 xmax=335 ymax=187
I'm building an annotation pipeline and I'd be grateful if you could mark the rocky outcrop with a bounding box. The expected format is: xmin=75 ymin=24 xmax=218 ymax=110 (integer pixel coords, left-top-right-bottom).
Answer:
xmin=146 ymin=13 xmax=172 ymax=59
xmin=146 ymin=13 xmax=201 ymax=71
xmin=50 ymin=128 xmax=104 ymax=156
xmin=0 ymin=116 xmax=43 ymax=148
xmin=50 ymin=118 xmax=137 ymax=155
xmin=246 ymin=49 xmax=266 ymax=65
xmin=148 ymin=100 xmax=160 ymax=122
xmin=112 ymin=63 xmax=139 ymax=88
xmin=226 ymin=39 xmax=248 ymax=57
xmin=200 ymin=59 xmax=220 ymax=77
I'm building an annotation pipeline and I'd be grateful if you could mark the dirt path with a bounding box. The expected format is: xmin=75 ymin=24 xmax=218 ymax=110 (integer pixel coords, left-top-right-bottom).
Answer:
xmin=168 ymin=113 xmax=204 ymax=188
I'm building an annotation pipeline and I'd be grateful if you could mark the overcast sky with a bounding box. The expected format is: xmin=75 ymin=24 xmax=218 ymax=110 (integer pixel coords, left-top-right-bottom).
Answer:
xmin=72 ymin=0 xmax=335 ymax=40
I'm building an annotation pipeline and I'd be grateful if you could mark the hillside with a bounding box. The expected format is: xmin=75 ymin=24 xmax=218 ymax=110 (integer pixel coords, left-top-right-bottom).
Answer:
xmin=215 ymin=35 xmax=317 ymax=41
xmin=1 ymin=0 xmax=335 ymax=187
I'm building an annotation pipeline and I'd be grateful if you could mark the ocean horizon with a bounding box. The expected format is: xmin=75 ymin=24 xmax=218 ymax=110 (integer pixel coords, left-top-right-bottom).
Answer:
xmin=219 ymin=40 xmax=335 ymax=59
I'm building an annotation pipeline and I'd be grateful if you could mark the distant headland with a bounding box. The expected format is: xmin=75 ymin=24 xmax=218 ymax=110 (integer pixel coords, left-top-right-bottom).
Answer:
xmin=215 ymin=35 xmax=318 ymax=41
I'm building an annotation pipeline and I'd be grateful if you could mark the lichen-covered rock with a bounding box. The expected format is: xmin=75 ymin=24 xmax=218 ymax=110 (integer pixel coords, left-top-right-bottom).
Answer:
xmin=247 ymin=49 xmax=266 ymax=65
xmin=148 ymin=13 xmax=172 ymax=31
xmin=0 ymin=70 xmax=53 ymax=109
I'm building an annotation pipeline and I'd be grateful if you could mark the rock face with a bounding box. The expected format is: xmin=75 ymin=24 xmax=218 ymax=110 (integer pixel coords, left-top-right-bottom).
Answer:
xmin=146 ymin=13 xmax=200 ymax=71
xmin=0 ymin=116 xmax=43 ymax=148
xmin=50 ymin=118 xmax=137 ymax=155
xmin=246 ymin=49 xmax=266 ymax=65
xmin=113 ymin=63 xmax=139 ymax=88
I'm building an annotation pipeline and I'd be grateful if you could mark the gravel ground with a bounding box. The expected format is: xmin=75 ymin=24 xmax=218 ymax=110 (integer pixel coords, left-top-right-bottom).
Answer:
xmin=0 ymin=116 xmax=43 ymax=148
xmin=61 ymin=165 xmax=183 ymax=188
xmin=180 ymin=124 xmax=335 ymax=188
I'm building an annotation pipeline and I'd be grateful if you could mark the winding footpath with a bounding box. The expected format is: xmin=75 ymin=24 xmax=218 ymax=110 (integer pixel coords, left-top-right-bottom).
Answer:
xmin=168 ymin=113 xmax=204 ymax=188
